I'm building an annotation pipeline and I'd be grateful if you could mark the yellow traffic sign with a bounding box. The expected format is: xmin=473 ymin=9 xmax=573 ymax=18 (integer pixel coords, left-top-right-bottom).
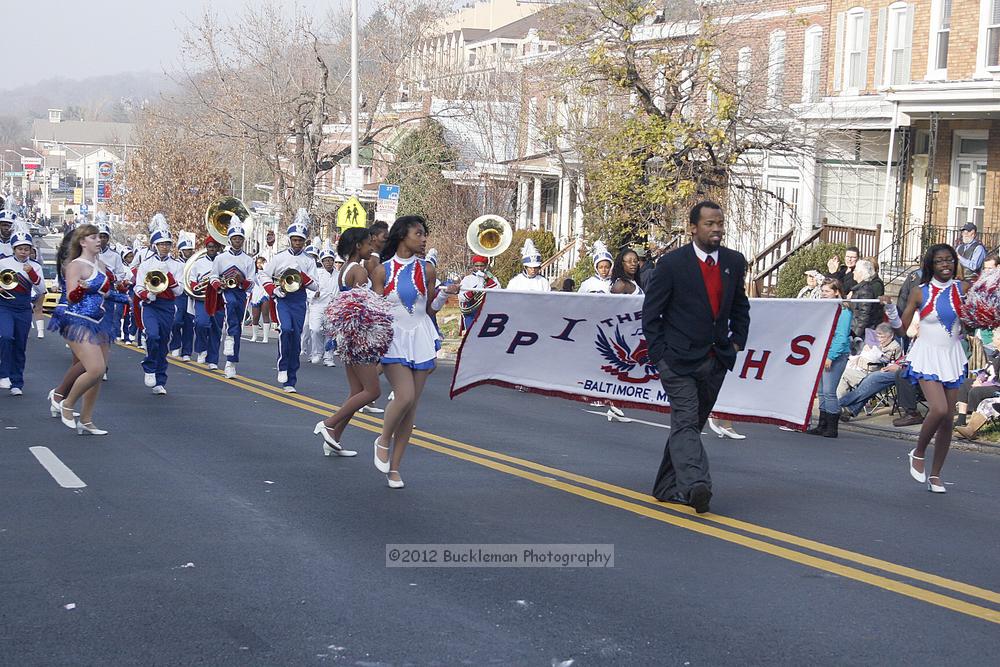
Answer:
xmin=337 ymin=196 xmax=367 ymax=229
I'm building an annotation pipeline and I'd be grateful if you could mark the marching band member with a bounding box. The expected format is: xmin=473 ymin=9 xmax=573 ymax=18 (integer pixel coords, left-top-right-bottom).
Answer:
xmin=370 ymin=215 xmax=459 ymax=488
xmin=120 ymin=246 xmax=138 ymax=343
xmin=191 ymin=238 xmax=225 ymax=369
xmin=458 ymin=254 xmax=501 ymax=333
xmin=609 ymin=248 xmax=644 ymax=295
xmin=308 ymin=244 xmax=339 ymax=366
xmin=260 ymin=209 xmax=319 ymax=393
xmin=578 ymin=241 xmax=614 ymax=293
xmin=209 ymin=219 xmax=256 ymax=379
xmin=506 ymin=239 xmax=551 ymax=292
xmin=249 ymin=255 xmax=271 ymax=343
xmin=97 ymin=217 xmax=129 ymax=344
xmin=169 ymin=234 xmax=196 ymax=360
xmin=51 ymin=223 xmax=112 ymax=434
xmin=0 ymin=223 xmax=44 ymax=396
xmin=0 ymin=209 xmax=16 ymax=258
xmin=135 ymin=215 xmax=184 ymax=395
xmin=29 ymin=245 xmax=46 ymax=338
xmin=300 ymin=239 xmax=322 ymax=360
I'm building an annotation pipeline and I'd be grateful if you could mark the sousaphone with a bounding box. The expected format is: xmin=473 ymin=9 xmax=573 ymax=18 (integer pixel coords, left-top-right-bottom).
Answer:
xmin=205 ymin=196 xmax=251 ymax=246
xmin=466 ymin=215 xmax=513 ymax=258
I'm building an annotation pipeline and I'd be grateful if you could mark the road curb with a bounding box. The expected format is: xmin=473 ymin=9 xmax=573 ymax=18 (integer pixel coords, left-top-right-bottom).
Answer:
xmin=840 ymin=420 xmax=1000 ymax=455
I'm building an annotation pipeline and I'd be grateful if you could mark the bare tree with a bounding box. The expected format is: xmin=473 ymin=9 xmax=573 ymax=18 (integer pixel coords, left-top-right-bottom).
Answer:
xmin=163 ymin=0 xmax=450 ymax=224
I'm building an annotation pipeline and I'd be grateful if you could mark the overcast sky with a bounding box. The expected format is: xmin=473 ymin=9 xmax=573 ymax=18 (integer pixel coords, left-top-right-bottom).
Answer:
xmin=1 ymin=0 xmax=373 ymax=90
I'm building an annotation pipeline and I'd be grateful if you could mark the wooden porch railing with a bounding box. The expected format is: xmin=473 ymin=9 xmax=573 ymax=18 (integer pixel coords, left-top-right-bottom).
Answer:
xmin=748 ymin=224 xmax=881 ymax=297
xmin=540 ymin=237 xmax=584 ymax=283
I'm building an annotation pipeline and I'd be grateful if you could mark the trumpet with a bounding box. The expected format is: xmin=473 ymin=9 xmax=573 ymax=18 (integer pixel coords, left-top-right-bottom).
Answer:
xmin=466 ymin=215 xmax=513 ymax=258
xmin=144 ymin=270 xmax=169 ymax=295
xmin=0 ymin=268 xmax=18 ymax=298
xmin=224 ymin=275 xmax=242 ymax=290
xmin=275 ymin=268 xmax=302 ymax=294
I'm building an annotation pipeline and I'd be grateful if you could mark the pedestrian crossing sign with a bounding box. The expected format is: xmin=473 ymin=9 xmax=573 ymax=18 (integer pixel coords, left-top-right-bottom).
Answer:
xmin=337 ymin=196 xmax=367 ymax=230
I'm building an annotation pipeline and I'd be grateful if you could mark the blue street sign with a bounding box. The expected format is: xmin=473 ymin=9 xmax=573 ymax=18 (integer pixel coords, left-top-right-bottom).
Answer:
xmin=378 ymin=184 xmax=400 ymax=202
xmin=79 ymin=204 xmax=89 ymax=214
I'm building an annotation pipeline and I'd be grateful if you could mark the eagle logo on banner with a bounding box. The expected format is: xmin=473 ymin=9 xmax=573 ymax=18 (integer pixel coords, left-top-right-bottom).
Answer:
xmin=595 ymin=325 xmax=659 ymax=384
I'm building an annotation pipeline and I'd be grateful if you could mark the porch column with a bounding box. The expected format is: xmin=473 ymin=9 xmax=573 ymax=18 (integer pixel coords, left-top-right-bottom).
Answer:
xmin=532 ymin=176 xmax=543 ymax=230
xmin=558 ymin=174 xmax=572 ymax=242
xmin=574 ymin=172 xmax=585 ymax=238
xmin=516 ymin=178 xmax=529 ymax=229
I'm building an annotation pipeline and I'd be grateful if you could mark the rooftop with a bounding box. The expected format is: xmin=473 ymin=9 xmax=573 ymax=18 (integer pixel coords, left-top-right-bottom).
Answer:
xmin=32 ymin=119 xmax=136 ymax=148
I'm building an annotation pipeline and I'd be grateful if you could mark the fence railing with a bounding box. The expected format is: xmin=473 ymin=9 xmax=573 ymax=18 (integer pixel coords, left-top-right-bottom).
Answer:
xmin=747 ymin=224 xmax=882 ymax=297
xmin=540 ymin=237 xmax=584 ymax=283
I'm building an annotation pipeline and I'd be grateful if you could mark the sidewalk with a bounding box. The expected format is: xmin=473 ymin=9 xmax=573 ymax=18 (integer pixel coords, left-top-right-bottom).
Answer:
xmin=838 ymin=408 xmax=1000 ymax=455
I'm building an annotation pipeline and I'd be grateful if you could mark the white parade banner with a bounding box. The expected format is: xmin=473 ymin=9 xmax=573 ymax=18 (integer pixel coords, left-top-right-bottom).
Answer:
xmin=450 ymin=292 xmax=843 ymax=429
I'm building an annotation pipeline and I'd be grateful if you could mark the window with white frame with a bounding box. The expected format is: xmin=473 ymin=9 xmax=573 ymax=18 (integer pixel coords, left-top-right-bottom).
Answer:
xmin=802 ymin=26 xmax=823 ymax=102
xmin=836 ymin=8 xmax=870 ymax=90
xmin=819 ymin=164 xmax=887 ymax=229
xmin=879 ymin=3 xmax=914 ymax=87
xmin=988 ymin=0 xmax=1000 ymax=67
xmin=706 ymin=50 xmax=721 ymax=108
xmin=934 ymin=0 xmax=952 ymax=70
xmin=767 ymin=30 xmax=786 ymax=106
xmin=737 ymin=47 xmax=752 ymax=87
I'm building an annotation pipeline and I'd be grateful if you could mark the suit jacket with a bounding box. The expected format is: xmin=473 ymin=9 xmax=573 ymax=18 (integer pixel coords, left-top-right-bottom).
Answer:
xmin=641 ymin=243 xmax=751 ymax=374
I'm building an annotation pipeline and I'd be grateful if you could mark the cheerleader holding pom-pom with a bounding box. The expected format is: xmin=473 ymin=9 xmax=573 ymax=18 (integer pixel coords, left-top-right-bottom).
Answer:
xmin=313 ymin=227 xmax=393 ymax=458
xmin=368 ymin=215 xmax=459 ymax=489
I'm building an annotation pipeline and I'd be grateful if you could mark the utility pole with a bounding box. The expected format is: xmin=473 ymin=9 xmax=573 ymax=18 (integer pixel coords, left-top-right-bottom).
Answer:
xmin=350 ymin=0 xmax=359 ymax=170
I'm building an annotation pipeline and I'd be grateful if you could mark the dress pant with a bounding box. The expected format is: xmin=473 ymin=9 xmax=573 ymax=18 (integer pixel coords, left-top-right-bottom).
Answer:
xmin=895 ymin=370 xmax=921 ymax=412
xmin=140 ymin=299 xmax=174 ymax=386
xmin=275 ymin=290 xmax=307 ymax=386
xmin=222 ymin=288 xmax=248 ymax=363
xmin=170 ymin=294 xmax=194 ymax=357
xmin=194 ymin=299 xmax=224 ymax=365
xmin=0 ymin=305 xmax=31 ymax=389
xmin=652 ymin=355 xmax=727 ymax=501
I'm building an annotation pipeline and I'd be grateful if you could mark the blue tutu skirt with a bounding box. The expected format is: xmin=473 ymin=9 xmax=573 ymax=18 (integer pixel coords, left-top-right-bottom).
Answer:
xmin=50 ymin=307 xmax=111 ymax=346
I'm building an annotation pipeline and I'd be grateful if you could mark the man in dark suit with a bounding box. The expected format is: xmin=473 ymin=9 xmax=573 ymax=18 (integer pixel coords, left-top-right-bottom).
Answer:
xmin=641 ymin=201 xmax=751 ymax=513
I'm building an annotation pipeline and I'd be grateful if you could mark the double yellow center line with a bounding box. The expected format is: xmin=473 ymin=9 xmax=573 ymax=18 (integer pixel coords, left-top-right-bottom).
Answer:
xmin=117 ymin=342 xmax=1000 ymax=625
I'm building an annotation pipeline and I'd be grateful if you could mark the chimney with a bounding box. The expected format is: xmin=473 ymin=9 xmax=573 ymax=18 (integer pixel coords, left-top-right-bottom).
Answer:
xmin=48 ymin=109 xmax=62 ymax=123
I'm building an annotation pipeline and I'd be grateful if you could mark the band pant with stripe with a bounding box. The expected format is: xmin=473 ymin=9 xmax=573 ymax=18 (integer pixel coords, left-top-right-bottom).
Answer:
xmin=0 ymin=305 xmax=31 ymax=389
xmin=140 ymin=299 xmax=174 ymax=386
xmin=223 ymin=288 xmax=248 ymax=363
xmin=194 ymin=299 xmax=224 ymax=365
xmin=275 ymin=290 xmax=307 ymax=386
xmin=170 ymin=294 xmax=194 ymax=356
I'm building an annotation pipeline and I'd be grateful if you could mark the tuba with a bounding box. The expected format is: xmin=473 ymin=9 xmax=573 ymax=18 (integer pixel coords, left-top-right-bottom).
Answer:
xmin=144 ymin=270 xmax=169 ymax=295
xmin=277 ymin=268 xmax=302 ymax=294
xmin=0 ymin=268 xmax=19 ymax=298
xmin=205 ymin=196 xmax=251 ymax=246
xmin=466 ymin=215 xmax=513 ymax=258
xmin=182 ymin=249 xmax=209 ymax=300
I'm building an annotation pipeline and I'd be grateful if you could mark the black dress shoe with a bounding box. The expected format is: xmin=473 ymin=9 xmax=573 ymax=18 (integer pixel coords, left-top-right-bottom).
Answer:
xmin=688 ymin=483 xmax=711 ymax=514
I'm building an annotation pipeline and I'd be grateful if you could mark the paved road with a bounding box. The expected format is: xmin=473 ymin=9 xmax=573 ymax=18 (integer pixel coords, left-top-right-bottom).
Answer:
xmin=2 ymin=331 xmax=999 ymax=665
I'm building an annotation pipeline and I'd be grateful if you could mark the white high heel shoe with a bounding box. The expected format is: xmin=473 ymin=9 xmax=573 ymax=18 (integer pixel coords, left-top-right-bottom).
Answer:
xmin=48 ymin=389 xmax=61 ymax=418
xmin=908 ymin=449 xmax=926 ymax=483
xmin=76 ymin=422 xmax=109 ymax=436
xmin=58 ymin=401 xmax=77 ymax=430
xmin=386 ymin=470 xmax=405 ymax=489
xmin=927 ymin=476 xmax=947 ymax=493
xmin=314 ymin=422 xmax=358 ymax=457
xmin=373 ymin=436 xmax=391 ymax=473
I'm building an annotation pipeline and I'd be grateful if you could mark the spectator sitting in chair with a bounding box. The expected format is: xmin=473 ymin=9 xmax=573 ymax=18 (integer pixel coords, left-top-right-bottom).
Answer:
xmin=954 ymin=356 xmax=1000 ymax=428
xmin=954 ymin=394 xmax=1000 ymax=440
xmin=797 ymin=270 xmax=824 ymax=299
xmin=837 ymin=323 xmax=903 ymax=397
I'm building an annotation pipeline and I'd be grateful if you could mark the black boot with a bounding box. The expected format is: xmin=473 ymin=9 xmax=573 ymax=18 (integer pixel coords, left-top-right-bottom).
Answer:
xmin=823 ymin=412 xmax=839 ymax=438
xmin=807 ymin=411 xmax=828 ymax=435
